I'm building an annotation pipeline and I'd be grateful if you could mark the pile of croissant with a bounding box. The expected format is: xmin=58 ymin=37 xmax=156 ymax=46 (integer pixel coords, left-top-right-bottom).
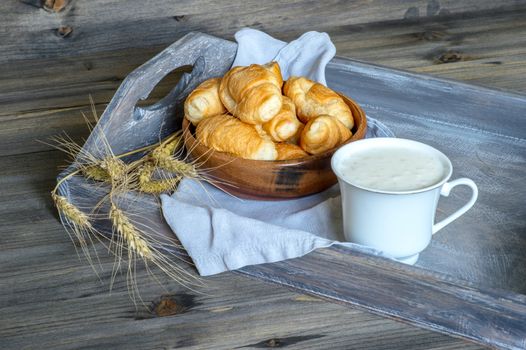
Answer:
xmin=184 ymin=62 xmax=355 ymax=161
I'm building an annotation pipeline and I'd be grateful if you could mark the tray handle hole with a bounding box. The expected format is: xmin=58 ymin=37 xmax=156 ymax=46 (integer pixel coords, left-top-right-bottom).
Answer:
xmin=136 ymin=64 xmax=194 ymax=109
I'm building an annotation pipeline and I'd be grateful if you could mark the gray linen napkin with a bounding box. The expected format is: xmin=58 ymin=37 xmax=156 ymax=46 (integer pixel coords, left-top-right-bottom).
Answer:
xmin=232 ymin=28 xmax=336 ymax=85
xmin=161 ymin=119 xmax=393 ymax=276
xmin=161 ymin=29 xmax=394 ymax=276
xmin=161 ymin=182 xmax=339 ymax=276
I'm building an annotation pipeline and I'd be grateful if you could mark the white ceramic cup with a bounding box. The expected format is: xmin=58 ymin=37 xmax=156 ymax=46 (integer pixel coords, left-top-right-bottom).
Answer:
xmin=331 ymin=138 xmax=478 ymax=265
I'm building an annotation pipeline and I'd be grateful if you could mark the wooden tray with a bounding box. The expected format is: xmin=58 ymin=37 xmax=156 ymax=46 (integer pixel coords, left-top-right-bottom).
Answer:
xmin=57 ymin=33 xmax=526 ymax=349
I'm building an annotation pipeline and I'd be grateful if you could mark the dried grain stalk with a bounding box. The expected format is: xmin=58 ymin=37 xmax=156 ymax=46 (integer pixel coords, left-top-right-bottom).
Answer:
xmin=138 ymin=162 xmax=181 ymax=194
xmin=51 ymin=121 xmax=205 ymax=304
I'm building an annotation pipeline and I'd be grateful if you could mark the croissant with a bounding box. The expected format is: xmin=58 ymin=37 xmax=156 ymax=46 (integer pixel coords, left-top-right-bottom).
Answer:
xmin=300 ymin=115 xmax=352 ymax=155
xmin=196 ymin=114 xmax=277 ymax=160
xmin=283 ymin=76 xmax=354 ymax=129
xmin=219 ymin=62 xmax=283 ymax=124
xmin=184 ymin=78 xmax=226 ymax=125
xmin=276 ymin=143 xmax=308 ymax=160
xmin=262 ymin=96 xmax=302 ymax=142
xmin=288 ymin=122 xmax=305 ymax=145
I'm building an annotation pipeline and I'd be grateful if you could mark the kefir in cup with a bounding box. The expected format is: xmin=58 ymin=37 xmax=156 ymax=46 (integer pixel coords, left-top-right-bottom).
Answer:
xmin=331 ymin=138 xmax=478 ymax=265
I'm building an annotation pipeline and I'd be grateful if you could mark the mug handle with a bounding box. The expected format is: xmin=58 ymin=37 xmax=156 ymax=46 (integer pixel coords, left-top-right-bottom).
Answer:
xmin=432 ymin=178 xmax=478 ymax=234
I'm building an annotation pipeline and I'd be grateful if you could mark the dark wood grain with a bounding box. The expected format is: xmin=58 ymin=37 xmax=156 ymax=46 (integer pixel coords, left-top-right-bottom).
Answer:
xmin=1 ymin=6 xmax=525 ymax=160
xmin=324 ymin=56 xmax=526 ymax=297
xmin=50 ymin=31 xmax=525 ymax=349
xmin=240 ymin=247 xmax=526 ymax=349
xmin=0 ymin=150 xmax=485 ymax=350
xmin=2 ymin=0 xmax=523 ymax=63
xmin=2 ymin=1 xmax=526 ymax=349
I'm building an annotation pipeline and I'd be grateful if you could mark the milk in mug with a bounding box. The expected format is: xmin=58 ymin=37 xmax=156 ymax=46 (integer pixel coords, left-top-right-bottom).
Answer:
xmin=338 ymin=146 xmax=447 ymax=192
xmin=331 ymin=138 xmax=478 ymax=265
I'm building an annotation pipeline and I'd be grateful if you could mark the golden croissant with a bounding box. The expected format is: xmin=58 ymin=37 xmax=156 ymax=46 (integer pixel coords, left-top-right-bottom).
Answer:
xmin=184 ymin=78 xmax=226 ymax=125
xmin=276 ymin=143 xmax=308 ymax=160
xmin=300 ymin=115 xmax=352 ymax=155
xmin=283 ymin=76 xmax=354 ymax=129
xmin=262 ymin=96 xmax=302 ymax=142
xmin=219 ymin=62 xmax=283 ymax=124
xmin=287 ymin=122 xmax=305 ymax=145
xmin=196 ymin=114 xmax=277 ymax=160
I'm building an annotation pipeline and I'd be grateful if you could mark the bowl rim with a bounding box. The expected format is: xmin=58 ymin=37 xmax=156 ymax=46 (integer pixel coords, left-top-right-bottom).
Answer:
xmin=182 ymin=92 xmax=368 ymax=165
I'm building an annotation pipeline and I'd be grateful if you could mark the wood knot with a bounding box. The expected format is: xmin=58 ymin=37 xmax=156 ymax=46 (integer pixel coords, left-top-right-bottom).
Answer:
xmin=83 ymin=61 xmax=93 ymax=71
xmin=265 ymin=338 xmax=282 ymax=347
xmin=243 ymin=335 xmax=325 ymax=348
xmin=149 ymin=293 xmax=199 ymax=318
xmin=42 ymin=0 xmax=69 ymax=12
xmin=173 ymin=15 xmax=186 ymax=22
xmin=437 ymin=50 xmax=463 ymax=63
xmin=416 ymin=30 xmax=445 ymax=41
xmin=56 ymin=26 xmax=73 ymax=38
xmin=154 ymin=296 xmax=186 ymax=317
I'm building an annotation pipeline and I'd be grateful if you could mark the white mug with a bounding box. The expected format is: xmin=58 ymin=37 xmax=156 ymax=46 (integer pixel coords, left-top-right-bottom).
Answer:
xmin=331 ymin=138 xmax=478 ymax=265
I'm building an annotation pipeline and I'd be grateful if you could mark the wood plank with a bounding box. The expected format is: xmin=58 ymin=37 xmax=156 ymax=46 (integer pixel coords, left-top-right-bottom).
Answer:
xmin=0 ymin=48 xmax=188 ymax=116
xmin=0 ymin=150 xmax=484 ymax=350
xmin=240 ymin=247 xmax=526 ymax=350
xmin=1 ymin=3 xmax=525 ymax=349
xmin=331 ymin=8 xmax=526 ymax=92
xmin=2 ymin=0 xmax=523 ymax=63
xmin=2 ymin=7 xmax=525 ymax=117
xmin=1 ymin=8 xmax=525 ymax=158
xmin=39 ymin=33 xmax=526 ymax=348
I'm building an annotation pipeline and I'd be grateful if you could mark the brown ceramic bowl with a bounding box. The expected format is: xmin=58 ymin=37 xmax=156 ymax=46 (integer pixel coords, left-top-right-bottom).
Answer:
xmin=183 ymin=94 xmax=367 ymax=200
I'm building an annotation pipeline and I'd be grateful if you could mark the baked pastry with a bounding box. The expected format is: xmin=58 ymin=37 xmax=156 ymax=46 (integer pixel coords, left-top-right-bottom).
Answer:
xmin=288 ymin=122 xmax=305 ymax=145
xmin=283 ymin=76 xmax=354 ymax=129
xmin=219 ymin=62 xmax=283 ymax=124
xmin=184 ymin=78 xmax=226 ymax=125
xmin=196 ymin=114 xmax=277 ymax=160
xmin=276 ymin=143 xmax=308 ymax=160
xmin=262 ymin=96 xmax=302 ymax=142
xmin=300 ymin=115 xmax=352 ymax=155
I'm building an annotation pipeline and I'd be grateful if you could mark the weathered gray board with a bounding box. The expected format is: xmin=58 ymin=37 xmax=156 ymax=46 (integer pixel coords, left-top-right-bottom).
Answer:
xmin=57 ymin=33 xmax=526 ymax=349
xmin=323 ymin=57 xmax=526 ymax=295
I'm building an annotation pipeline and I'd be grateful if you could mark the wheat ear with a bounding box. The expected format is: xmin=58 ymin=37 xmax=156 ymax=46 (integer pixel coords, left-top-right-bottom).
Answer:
xmin=100 ymin=157 xmax=127 ymax=183
xmin=109 ymin=203 xmax=152 ymax=259
xmin=151 ymin=136 xmax=198 ymax=178
xmin=138 ymin=163 xmax=180 ymax=194
xmin=52 ymin=193 xmax=92 ymax=230
xmin=83 ymin=164 xmax=110 ymax=182
xmin=156 ymin=156 xmax=198 ymax=177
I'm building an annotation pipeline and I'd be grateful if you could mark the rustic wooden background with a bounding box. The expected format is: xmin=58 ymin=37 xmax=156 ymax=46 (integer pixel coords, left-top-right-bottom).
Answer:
xmin=2 ymin=0 xmax=525 ymax=349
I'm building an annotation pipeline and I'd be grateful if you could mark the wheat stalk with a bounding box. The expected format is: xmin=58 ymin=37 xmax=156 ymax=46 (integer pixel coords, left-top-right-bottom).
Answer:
xmin=83 ymin=164 xmax=110 ymax=182
xmin=109 ymin=203 xmax=152 ymax=260
xmin=52 ymin=193 xmax=92 ymax=230
xmin=51 ymin=122 xmax=205 ymax=303
xmin=100 ymin=157 xmax=127 ymax=183
xmin=152 ymin=132 xmax=182 ymax=157
xmin=138 ymin=163 xmax=180 ymax=194
xmin=156 ymin=156 xmax=198 ymax=177
xmin=51 ymin=190 xmax=105 ymax=276
xmin=151 ymin=135 xmax=198 ymax=178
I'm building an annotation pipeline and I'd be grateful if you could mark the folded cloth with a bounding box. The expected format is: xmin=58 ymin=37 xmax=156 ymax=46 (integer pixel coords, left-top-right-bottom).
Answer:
xmin=232 ymin=28 xmax=336 ymax=85
xmin=161 ymin=119 xmax=394 ymax=276
xmin=161 ymin=179 xmax=390 ymax=276
xmin=161 ymin=182 xmax=339 ymax=276
xmin=161 ymin=30 xmax=395 ymax=276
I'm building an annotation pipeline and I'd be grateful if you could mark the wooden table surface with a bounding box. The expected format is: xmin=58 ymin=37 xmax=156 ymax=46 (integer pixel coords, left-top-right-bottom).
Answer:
xmin=2 ymin=1 xmax=525 ymax=349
